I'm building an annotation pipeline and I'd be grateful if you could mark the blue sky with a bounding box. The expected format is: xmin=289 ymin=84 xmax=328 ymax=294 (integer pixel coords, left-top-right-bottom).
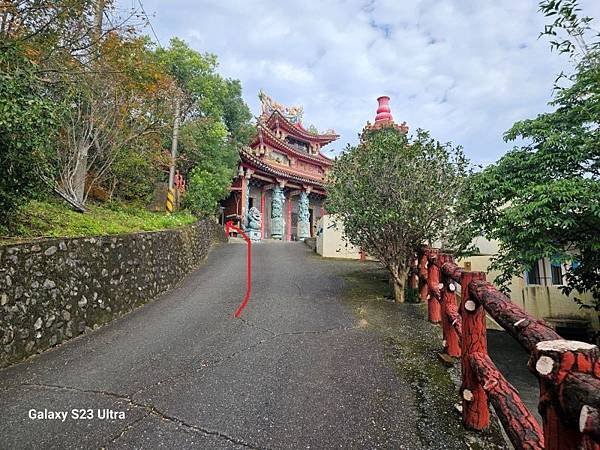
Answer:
xmin=118 ymin=0 xmax=600 ymax=165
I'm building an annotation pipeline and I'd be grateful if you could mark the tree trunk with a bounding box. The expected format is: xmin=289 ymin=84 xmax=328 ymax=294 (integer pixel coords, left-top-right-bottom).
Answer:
xmin=73 ymin=0 xmax=105 ymax=205
xmin=389 ymin=265 xmax=408 ymax=303
xmin=73 ymin=144 xmax=88 ymax=203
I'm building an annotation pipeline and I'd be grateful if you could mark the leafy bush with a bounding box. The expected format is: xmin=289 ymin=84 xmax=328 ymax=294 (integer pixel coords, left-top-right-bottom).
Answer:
xmin=184 ymin=166 xmax=235 ymax=216
xmin=0 ymin=44 xmax=58 ymax=227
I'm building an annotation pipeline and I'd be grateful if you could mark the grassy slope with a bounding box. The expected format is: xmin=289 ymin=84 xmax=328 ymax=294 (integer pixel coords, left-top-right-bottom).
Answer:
xmin=1 ymin=200 xmax=198 ymax=243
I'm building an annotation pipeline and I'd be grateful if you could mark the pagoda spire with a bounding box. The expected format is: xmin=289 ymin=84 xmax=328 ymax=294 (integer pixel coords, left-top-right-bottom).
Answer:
xmin=375 ymin=96 xmax=394 ymax=123
xmin=365 ymin=96 xmax=409 ymax=133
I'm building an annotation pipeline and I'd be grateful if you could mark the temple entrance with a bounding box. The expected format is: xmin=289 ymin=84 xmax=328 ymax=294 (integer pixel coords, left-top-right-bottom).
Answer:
xmin=219 ymin=92 xmax=337 ymax=242
xmin=291 ymin=212 xmax=298 ymax=241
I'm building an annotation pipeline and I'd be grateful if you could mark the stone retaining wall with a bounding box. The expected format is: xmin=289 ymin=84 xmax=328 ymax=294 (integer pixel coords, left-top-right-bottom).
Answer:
xmin=0 ymin=219 xmax=225 ymax=368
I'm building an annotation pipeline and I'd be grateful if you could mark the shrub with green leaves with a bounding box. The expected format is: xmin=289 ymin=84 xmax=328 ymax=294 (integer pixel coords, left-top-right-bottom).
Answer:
xmin=327 ymin=126 xmax=470 ymax=302
xmin=0 ymin=44 xmax=58 ymax=227
xmin=184 ymin=165 xmax=236 ymax=216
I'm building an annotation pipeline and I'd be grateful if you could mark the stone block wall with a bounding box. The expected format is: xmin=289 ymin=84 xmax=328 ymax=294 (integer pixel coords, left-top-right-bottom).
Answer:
xmin=0 ymin=219 xmax=225 ymax=368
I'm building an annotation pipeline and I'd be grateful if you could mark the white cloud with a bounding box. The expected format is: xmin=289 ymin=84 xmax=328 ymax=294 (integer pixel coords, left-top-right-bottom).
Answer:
xmin=123 ymin=0 xmax=600 ymax=164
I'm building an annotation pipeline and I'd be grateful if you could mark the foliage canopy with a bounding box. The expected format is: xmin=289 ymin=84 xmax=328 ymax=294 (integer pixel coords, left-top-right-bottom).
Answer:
xmin=461 ymin=0 xmax=600 ymax=309
xmin=327 ymin=126 xmax=470 ymax=302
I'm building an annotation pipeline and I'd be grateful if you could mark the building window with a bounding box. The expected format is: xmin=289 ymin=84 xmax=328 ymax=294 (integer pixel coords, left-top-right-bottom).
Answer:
xmin=285 ymin=136 xmax=309 ymax=153
xmin=526 ymin=261 xmax=541 ymax=285
xmin=551 ymin=263 xmax=563 ymax=285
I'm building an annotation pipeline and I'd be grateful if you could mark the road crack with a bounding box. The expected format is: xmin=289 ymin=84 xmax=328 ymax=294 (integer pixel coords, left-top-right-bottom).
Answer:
xmin=106 ymin=411 xmax=149 ymax=445
xmin=19 ymin=382 xmax=262 ymax=449
xmin=239 ymin=317 xmax=277 ymax=336
xmin=17 ymin=325 xmax=358 ymax=448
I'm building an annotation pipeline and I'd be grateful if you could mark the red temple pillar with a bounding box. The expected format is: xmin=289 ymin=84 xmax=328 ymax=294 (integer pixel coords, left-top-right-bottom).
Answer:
xmin=286 ymin=194 xmax=292 ymax=241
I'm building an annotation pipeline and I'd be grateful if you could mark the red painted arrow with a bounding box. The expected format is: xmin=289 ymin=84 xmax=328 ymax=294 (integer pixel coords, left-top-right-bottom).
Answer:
xmin=225 ymin=220 xmax=252 ymax=318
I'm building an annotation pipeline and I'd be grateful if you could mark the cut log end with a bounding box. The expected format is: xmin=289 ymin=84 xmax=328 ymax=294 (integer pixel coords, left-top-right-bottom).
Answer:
xmin=464 ymin=300 xmax=476 ymax=312
xmin=462 ymin=389 xmax=473 ymax=401
xmin=535 ymin=355 xmax=554 ymax=375
xmin=536 ymin=339 xmax=597 ymax=353
xmin=579 ymin=404 xmax=599 ymax=433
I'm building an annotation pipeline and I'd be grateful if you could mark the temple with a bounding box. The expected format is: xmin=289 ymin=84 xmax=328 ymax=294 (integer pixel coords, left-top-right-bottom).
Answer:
xmin=222 ymin=90 xmax=339 ymax=241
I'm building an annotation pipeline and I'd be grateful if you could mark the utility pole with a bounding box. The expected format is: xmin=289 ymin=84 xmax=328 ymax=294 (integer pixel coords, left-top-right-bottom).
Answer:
xmin=168 ymin=96 xmax=181 ymax=190
xmin=166 ymin=96 xmax=181 ymax=213
xmin=93 ymin=0 xmax=105 ymax=42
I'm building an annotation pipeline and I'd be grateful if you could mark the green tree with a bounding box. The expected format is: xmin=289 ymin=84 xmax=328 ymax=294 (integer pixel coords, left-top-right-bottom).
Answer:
xmin=327 ymin=126 xmax=470 ymax=302
xmin=462 ymin=0 xmax=600 ymax=309
xmin=156 ymin=38 xmax=252 ymax=141
xmin=49 ymin=33 xmax=176 ymax=206
xmin=156 ymin=38 xmax=252 ymax=215
xmin=222 ymin=79 xmax=254 ymax=145
xmin=184 ymin=165 xmax=236 ymax=216
xmin=178 ymin=118 xmax=238 ymax=173
xmin=0 ymin=43 xmax=58 ymax=227
xmin=178 ymin=118 xmax=238 ymax=214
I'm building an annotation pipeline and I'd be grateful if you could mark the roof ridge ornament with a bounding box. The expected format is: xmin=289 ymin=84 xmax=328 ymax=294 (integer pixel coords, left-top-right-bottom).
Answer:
xmin=258 ymin=89 xmax=304 ymax=124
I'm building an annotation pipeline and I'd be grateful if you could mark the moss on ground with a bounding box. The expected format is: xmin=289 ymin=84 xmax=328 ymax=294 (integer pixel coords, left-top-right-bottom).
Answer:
xmin=1 ymin=199 xmax=198 ymax=243
xmin=343 ymin=266 xmax=507 ymax=449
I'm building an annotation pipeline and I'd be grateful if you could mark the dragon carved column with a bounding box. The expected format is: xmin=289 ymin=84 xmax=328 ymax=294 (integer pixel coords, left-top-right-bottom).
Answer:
xmin=270 ymin=186 xmax=285 ymax=240
xmin=297 ymin=191 xmax=310 ymax=240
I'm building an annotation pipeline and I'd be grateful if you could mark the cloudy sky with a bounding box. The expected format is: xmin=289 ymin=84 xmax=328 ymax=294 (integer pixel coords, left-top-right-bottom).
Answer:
xmin=118 ymin=0 xmax=599 ymax=165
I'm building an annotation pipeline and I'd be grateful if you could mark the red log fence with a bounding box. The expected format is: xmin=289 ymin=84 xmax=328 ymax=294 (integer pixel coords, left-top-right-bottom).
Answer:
xmin=411 ymin=247 xmax=600 ymax=450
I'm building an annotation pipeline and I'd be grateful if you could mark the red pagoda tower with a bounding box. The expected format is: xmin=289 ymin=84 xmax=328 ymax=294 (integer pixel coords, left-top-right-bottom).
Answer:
xmin=363 ymin=96 xmax=409 ymax=133
xmin=222 ymin=90 xmax=338 ymax=241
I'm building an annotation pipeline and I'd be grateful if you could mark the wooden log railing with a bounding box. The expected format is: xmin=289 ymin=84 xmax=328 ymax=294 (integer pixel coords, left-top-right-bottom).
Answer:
xmin=411 ymin=248 xmax=600 ymax=450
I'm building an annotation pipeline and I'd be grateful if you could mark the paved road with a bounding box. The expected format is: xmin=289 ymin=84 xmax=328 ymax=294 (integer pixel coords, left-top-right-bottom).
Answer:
xmin=488 ymin=330 xmax=541 ymax=421
xmin=0 ymin=241 xmax=424 ymax=449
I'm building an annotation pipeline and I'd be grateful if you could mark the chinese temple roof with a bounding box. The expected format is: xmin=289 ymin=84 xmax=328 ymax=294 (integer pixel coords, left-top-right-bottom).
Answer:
xmin=263 ymin=110 xmax=339 ymax=145
xmin=240 ymin=91 xmax=338 ymax=190
xmin=250 ymin=123 xmax=334 ymax=166
xmin=240 ymin=148 xmax=326 ymax=188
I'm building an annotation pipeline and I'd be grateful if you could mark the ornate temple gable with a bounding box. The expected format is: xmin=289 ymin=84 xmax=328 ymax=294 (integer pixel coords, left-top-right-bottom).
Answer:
xmin=239 ymin=148 xmax=326 ymax=190
xmin=266 ymin=150 xmax=290 ymax=167
xmin=245 ymin=90 xmax=338 ymax=188
xmin=259 ymin=89 xmax=304 ymax=124
xmin=258 ymin=90 xmax=339 ymax=147
xmin=265 ymin=110 xmax=338 ymax=147
xmin=250 ymin=122 xmax=334 ymax=167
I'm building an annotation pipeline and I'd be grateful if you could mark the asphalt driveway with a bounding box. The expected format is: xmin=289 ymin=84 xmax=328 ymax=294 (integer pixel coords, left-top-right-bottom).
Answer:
xmin=0 ymin=241 xmax=426 ymax=449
